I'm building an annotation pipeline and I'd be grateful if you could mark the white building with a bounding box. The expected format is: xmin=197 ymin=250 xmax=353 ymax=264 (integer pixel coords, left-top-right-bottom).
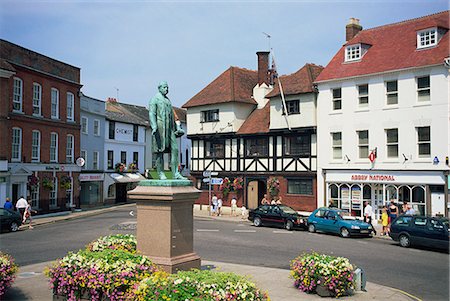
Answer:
xmin=316 ymin=12 xmax=450 ymax=218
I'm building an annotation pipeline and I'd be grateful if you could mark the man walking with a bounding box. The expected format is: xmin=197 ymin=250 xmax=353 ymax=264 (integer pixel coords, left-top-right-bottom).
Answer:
xmin=364 ymin=201 xmax=377 ymax=235
xmin=16 ymin=196 xmax=28 ymax=220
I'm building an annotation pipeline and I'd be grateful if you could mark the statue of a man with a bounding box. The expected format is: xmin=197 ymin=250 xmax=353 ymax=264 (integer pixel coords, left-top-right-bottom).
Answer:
xmin=149 ymin=81 xmax=186 ymax=180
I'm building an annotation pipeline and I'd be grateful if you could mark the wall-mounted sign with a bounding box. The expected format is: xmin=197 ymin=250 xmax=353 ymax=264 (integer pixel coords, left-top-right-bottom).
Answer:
xmin=351 ymin=174 xmax=395 ymax=181
xmin=116 ymin=128 xmax=132 ymax=135
xmin=79 ymin=174 xmax=104 ymax=182
xmin=433 ymin=156 xmax=439 ymax=165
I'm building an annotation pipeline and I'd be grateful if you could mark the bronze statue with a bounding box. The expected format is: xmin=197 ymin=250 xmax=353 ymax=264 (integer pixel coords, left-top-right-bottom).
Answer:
xmin=149 ymin=81 xmax=186 ymax=180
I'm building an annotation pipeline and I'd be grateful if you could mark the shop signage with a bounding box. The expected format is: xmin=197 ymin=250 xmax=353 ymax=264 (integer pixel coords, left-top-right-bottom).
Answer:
xmin=351 ymin=174 xmax=395 ymax=182
xmin=45 ymin=166 xmax=59 ymax=171
xmin=116 ymin=128 xmax=132 ymax=135
xmin=79 ymin=174 xmax=104 ymax=182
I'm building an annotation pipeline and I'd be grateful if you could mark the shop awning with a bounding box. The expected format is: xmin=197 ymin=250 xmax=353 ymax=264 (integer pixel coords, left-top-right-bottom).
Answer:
xmin=109 ymin=173 xmax=146 ymax=183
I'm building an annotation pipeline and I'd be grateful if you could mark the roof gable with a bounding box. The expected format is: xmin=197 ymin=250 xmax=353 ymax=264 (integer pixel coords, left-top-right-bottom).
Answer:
xmin=316 ymin=11 xmax=449 ymax=82
xmin=266 ymin=63 xmax=323 ymax=98
xmin=183 ymin=66 xmax=258 ymax=108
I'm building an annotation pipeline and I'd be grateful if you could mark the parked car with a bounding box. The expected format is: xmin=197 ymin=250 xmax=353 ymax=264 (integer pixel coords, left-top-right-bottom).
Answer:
xmin=248 ymin=204 xmax=307 ymax=231
xmin=0 ymin=208 xmax=22 ymax=232
xmin=389 ymin=215 xmax=449 ymax=251
xmin=307 ymin=207 xmax=373 ymax=238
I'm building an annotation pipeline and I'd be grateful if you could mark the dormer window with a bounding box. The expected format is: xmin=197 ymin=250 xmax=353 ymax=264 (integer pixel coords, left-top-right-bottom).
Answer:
xmin=417 ymin=28 xmax=437 ymax=49
xmin=345 ymin=44 xmax=361 ymax=61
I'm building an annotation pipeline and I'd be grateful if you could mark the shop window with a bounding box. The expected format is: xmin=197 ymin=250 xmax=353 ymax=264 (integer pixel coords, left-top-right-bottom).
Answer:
xmin=340 ymin=185 xmax=350 ymax=211
xmin=385 ymin=185 xmax=397 ymax=202
xmin=363 ymin=185 xmax=371 ymax=199
xmin=108 ymin=185 xmax=115 ymax=198
xmin=398 ymin=186 xmax=411 ymax=202
xmin=412 ymin=186 xmax=425 ymax=203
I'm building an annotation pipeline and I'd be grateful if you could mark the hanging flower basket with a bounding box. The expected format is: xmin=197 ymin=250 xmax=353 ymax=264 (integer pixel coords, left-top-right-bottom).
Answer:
xmin=60 ymin=176 xmax=71 ymax=190
xmin=27 ymin=175 xmax=39 ymax=190
xmin=128 ymin=163 xmax=138 ymax=173
xmin=219 ymin=177 xmax=231 ymax=198
xmin=268 ymin=177 xmax=280 ymax=197
xmin=42 ymin=177 xmax=54 ymax=190
xmin=232 ymin=177 xmax=244 ymax=191
xmin=115 ymin=162 xmax=126 ymax=174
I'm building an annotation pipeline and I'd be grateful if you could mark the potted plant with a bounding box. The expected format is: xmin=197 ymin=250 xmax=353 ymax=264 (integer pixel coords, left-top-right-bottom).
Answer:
xmin=267 ymin=177 xmax=280 ymax=197
xmin=59 ymin=176 xmax=71 ymax=190
xmin=115 ymin=162 xmax=126 ymax=173
xmin=128 ymin=163 xmax=138 ymax=173
xmin=42 ymin=177 xmax=54 ymax=190
xmin=0 ymin=252 xmax=18 ymax=298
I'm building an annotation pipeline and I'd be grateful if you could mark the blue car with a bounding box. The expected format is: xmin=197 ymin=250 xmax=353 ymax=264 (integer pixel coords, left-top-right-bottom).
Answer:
xmin=307 ymin=207 xmax=373 ymax=238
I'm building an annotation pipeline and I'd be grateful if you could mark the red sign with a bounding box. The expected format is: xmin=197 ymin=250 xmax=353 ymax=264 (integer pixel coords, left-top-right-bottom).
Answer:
xmin=369 ymin=152 xmax=376 ymax=163
xmin=351 ymin=174 xmax=396 ymax=181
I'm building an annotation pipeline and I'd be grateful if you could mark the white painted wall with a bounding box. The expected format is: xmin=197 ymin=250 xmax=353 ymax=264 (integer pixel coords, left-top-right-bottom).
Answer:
xmin=186 ymin=102 xmax=255 ymax=135
xmin=317 ymin=65 xmax=450 ymax=207
xmin=270 ymin=93 xmax=317 ymax=130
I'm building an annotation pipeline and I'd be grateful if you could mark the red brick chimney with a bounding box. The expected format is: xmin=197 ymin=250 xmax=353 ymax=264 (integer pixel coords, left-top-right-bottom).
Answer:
xmin=256 ymin=51 xmax=270 ymax=86
xmin=346 ymin=18 xmax=362 ymax=41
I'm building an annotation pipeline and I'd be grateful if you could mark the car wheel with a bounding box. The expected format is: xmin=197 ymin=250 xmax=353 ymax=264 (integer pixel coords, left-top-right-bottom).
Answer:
xmin=10 ymin=222 xmax=19 ymax=232
xmin=308 ymin=224 xmax=316 ymax=233
xmin=340 ymin=227 xmax=350 ymax=238
xmin=285 ymin=220 xmax=294 ymax=231
xmin=253 ymin=216 xmax=262 ymax=227
xmin=399 ymin=234 xmax=411 ymax=248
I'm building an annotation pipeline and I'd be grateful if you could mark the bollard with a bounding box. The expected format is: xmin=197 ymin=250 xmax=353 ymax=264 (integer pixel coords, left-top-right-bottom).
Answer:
xmin=353 ymin=267 xmax=367 ymax=292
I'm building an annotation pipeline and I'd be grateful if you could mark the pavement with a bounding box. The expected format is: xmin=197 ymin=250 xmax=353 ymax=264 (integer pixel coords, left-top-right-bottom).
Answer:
xmin=4 ymin=203 xmax=417 ymax=301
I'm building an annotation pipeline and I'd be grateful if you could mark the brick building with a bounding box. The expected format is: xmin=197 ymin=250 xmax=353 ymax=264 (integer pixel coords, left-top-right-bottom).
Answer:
xmin=0 ymin=39 xmax=82 ymax=213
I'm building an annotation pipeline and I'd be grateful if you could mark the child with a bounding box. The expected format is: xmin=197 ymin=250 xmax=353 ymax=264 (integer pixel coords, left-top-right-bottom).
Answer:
xmin=23 ymin=200 xmax=37 ymax=229
xmin=241 ymin=206 xmax=248 ymax=220
xmin=381 ymin=206 xmax=389 ymax=236
xmin=231 ymin=197 xmax=237 ymax=216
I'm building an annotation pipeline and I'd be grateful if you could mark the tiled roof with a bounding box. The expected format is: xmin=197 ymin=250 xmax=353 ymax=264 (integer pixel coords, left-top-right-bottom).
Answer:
xmin=106 ymin=102 xmax=149 ymax=126
xmin=237 ymin=101 xmax=270 ymax=134
xmin=173 ymin=107 xmax=187 ymax=122
xmin=182 ymin=66 xmax=258 ymax=108
xmin=0 ymin=59 xmax=15 ymax=72
xmin=316 ymin=11 xmax=449 ymax=82
xmin=266 ymin=63 xmax=323 ymax=98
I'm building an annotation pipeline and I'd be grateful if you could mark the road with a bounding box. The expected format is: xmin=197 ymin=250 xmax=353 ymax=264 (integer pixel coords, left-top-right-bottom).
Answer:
xmin=1 ymin=206 xmax=448 ymax=301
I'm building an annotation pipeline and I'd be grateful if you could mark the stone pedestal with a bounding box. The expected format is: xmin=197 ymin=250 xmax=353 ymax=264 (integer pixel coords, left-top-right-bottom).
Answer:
xmin=127 ymin=179 xmax=201 ymax=273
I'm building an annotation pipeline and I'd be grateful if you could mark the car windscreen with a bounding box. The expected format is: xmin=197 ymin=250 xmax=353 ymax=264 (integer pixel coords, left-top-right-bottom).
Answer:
xmin=279 ymin=205 xmax=297 ymax=214
xmin=441 ymin=219 xmax=449 ymax=229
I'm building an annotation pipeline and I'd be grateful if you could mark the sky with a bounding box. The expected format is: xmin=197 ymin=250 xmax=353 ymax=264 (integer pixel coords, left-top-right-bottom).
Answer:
xmin=0 ymin=0 xmax=448 ymax=109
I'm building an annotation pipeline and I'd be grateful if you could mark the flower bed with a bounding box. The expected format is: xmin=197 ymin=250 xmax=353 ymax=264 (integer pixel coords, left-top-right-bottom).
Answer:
xmin=290 ymin=252 xmax=354 ymax=298
xmin=0 ymin=252 xmax=18 ymax=298
xmin=45 ymin=249 xmax=157 ymax=301
xmin=87 ymin=234 xmax=137 ymax=254
xmin=134 ymin=269 xmax=270 ymax=301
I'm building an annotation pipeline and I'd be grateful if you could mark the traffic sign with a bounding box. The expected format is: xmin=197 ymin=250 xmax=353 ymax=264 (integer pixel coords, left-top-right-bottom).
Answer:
xmin=210 ymin=178 xmax=223 ymax=185
xmin=202 ymin=170 xmax=218 ymax=177
xmin=203 ymin=178 xmax=210 ymax=183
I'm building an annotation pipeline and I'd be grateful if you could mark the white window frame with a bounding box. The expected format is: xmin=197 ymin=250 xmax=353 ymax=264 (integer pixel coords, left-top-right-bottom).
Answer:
xmin=11 ymin=127 xmax=22 ymax=162
xmin=81 ymin=150 xmax=87 ymax=170
xmin=417 ymin=126 xmax=431 ymax=158
xmin=417 ymin=75 xmax=430 ymax=102
xmin=33 ymin=83 xmax=42 ymax=116
xmin=50 ymin=177 xmax=58 ymax=207
xmin=332 ymin=132 xmax=342 ymax=160
xmin=357 ymin=130 xmax=369 ymax=159
xmin=417 ymin=28 xmax=437 ymax=49
xmin=67 ymin=92 xmax=74 ymax=121
xmin=30 ymin=185 xmax=39 ymax=208
xmin=332 ymin=88 xmax=342 ymax=111
xmin=93 ymin=119 xmax=100 ymax=136
xmin=358 ymin=84 xmax=369 ymax=107
xmin=93 ymin=151 xmax=99 ymax=170
xmin=50 ymin=132 xmax=58 ymax=162
xmin=66 ymin=134 xmax=74 ymax=163
xmin=345 ymin=44 xmax=361 ymax=62
xmin=51 ymin=88 xmax=59 ymax=119
xmin=386 ymin=128 xmax=398 ymax=159
xmin=13 ymin=77 xmax=23 ymax=112
xmin=31 ymin=130 xmax=41 ymax=162
xmin=386 ymin=80 xmax=398 ymax=105
xmin=81 ymin=117 xmax=88 ymax=134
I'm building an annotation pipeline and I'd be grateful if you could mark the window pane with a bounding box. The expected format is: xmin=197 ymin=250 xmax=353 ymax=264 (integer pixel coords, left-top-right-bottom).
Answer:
xmin=288 ymin=179 xmax=313 ymax=195
xmin=359 ymin=146 xmax=369 ymax=158
xmin=418 ymin=144 xmax=430 ymax=156
xmin=332 ymin=132 xmax=341 ymax=145
xmin=417 ymin=76 xmax=430 ymax=89
xmin=358 ymin=131 xmax=368 ymax=144
xmin=246 ymin=138 xmax=268 ymax=156
xmin=333 ymin=88 xmax=341 ymax=99
xmin=387 ymin=94 xmax=398 ymax=105
xmin=418 ymin=90 xmax=430 ymax=102
xmin=285 ymin=135 xmax=310 ymax=156
xmin=358 ymin=84 xmax=368 ymax=95
xmin=333 ymin=147 xmax=342 ymax=159
xmin=418 ymin=127 xmax=430 ymax=141
xmin=386 ymin=81 xmax=398 ymax=92
xmin=386 ymin=129 xmax=398 ymax=143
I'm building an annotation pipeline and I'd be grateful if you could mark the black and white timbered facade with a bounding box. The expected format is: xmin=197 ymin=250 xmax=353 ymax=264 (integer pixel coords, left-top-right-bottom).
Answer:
xmin=183 ymin=51 xmax=323 ymax=211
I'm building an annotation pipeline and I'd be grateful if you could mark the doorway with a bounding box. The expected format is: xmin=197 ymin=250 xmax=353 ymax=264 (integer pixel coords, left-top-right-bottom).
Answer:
xmin=246 ymin=179 xmax=266 ymax=209
xmin=12 ymin=184 xmax=20 ymax=207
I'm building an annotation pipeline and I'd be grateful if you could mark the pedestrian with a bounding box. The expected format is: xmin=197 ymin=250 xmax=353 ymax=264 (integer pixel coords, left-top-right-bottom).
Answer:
xmin=231 ymin=197 xmax=237 ymax=216
xmin=241 ymin=205 xmax=248 ymax=220
xmin=260 ymin=194 xmax=269 ymax=205
xmin=211 ymin=194 xmax=218 ymax=216
xmin=388 ymin=200 xmax=399 ymax=225
xmin=16 ymin=196 xmax=28 ymax=221
xmin=275 ymin=196 xmax=282 ymax=205
xmin=270 ymin=198 xmax=276 ymax=205
xmin=363 ymin=201 xmax=377 ymax=235
xmin=381 ymin=206 xmax=389 ymax=236
xmin=217 ymin=196 xmax=223 ymax=216
xmin=404 ymin=204 xmax=416 ymax=216
xmin=328 ymin=199 xmax=337 ymax=208
xmin=4 ymin=197 xmax=13 ymax=210
xmin=22 ymin=199 xmax=37 ymax=229
xmin=401 ymin=201 xmax=408 ymax=214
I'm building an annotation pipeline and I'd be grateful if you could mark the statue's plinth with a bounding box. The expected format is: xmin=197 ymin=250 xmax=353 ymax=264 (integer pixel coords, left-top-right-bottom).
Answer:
xmin=127 ymin=179 xmax=201 ymax=273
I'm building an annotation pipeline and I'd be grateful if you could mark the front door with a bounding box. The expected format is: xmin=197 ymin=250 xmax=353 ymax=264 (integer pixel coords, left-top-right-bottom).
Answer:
xmin=247 ymin=181 xmax=259 ymax=209
xmin=12 ymin=184 xmax=19 ymax=208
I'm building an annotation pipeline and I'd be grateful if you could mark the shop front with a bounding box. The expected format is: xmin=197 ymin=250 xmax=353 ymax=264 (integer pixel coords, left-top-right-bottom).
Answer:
xmin=79 ymin=173 xmax=104 ymax=207
xmin=104 ymin=173 xmax=146 ymax=204
xmin=325 ymin=170 xmax=447 ymax=221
